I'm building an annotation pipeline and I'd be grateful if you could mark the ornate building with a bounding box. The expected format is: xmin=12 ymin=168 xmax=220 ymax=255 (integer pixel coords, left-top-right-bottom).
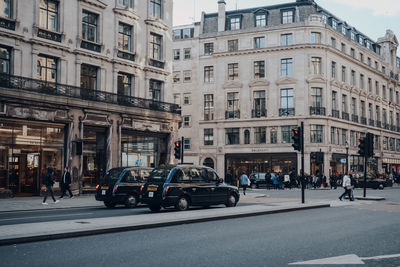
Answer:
xmin=0 ymin=0 xmax=180 ymax=196
xmin=172 ymin=0 xmax=400 ymax=182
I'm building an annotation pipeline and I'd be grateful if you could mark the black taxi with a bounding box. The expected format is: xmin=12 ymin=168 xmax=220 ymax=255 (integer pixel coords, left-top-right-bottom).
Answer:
xmin=140 ymin=165 xmax=240 ymax=212
xmin=95 ymin=167 xmax=152 ymax=208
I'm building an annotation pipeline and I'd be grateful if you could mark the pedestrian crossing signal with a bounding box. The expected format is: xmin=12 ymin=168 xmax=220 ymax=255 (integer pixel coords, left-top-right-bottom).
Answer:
xmin=174 ymin=141 xmax=181 ymax=159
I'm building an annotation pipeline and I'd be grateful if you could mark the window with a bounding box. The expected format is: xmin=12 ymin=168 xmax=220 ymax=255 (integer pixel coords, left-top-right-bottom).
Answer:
xmin=311 ymin=57 xmax=321 ymax=75
xmin=226 ymin=128 xmax=239 ymax=145
xmin=341 ymin=129 xmax=347 ymax=145
xmin=341 ymin=43 xmax=346 ymax=52
xmin=281 ymin=126 xmax=295 ymax=144
xmin=173 ymin=94 xmax=180 ymax=105
xmin=281 ymin=10 xmax=294 ymax=24
xmin=184 ymin=48 xmax=191 ymax=59
xmin=382 ymin=66 xmax=385 ymax=74
xmin=280 ymin=89 xmax=294 ymax=116
xmin=80 ymin=64 xmax=97 ymax=90
xmin=330 ymin=127 xmax=336 ymax=144
xmin=204 ymin=129 xmax=213 ymax=146
xmin=254 ymin=127 xmax=266 ymax=144
xmin=359 ymin=53 xmax=364 ymax=62
xmin=341 ymin=25 xmax=346 ymax=35
xmin=117 ymin=73 xmax=133 ymax=96
xmin=182 ymin=28 xmax=192 ymax=39
xmin=331 ymin=62 xmax=336 ymax=79
xmin=228 ymin=39 xmax=238 ymax=52
xmin=311 ymin=32 xmax=321 ymax=44
xmin=228 ymin=63 xmax=239 ymax=80
xmin=149 ymin=33 xmax=162 ymax=60
xmin=342 ymin=94 xmax=347 ymax=112
xmin=0 ymin=46 xmax=11 ymax=74
xmin=244 ymin=130 xmax=250 ymax=145
xmin=204 ymin=94 xmax=214 ymax=121
xmin=254 ymin=37 xmax=265 ymax=49
xmin=360 ymin=100 xmax=365 ymax=117
xmin=253 ymin=90 xmax=266 ymax=117
xmin=311 ymin=125 xmax=323 ymax=143
xmin=255 ymin=14 xmax=266 ymax=27
xmin=37 ymin=55 xmax=57 ymax=83
xmin=173 ymin=29 xmax=181 ymax=40
xmin=360 ymin=74 xmax=364 ymax=89
xmin=331 ymin=19 xmax=337 ymax=30
xmin=254 ymin=61 xmax=265 ymax=79
xmin=204 ymin=66 xmax=214 ymax=83
xmin=226 ymin=92 xmax=240 ymax=119
xmin=351 ymin=70 xmax=355 ymax=86
xmin=341 ymin=66 xmax=346 ymax=82
xmin=149 ymin=79 xmax=162 ymax=101
xmin=270 ymin=129 xmax=277 ymax=144
xmin=368 ymin=57 xmax=371 ymax=66
xmin=322 ymin=14 xmax=327 ymax=24
xmin=183 ymin=116 xmax=191 ymax=127
xmin=281 ymin=34 xmax=292 ymax=46
xmin=173 ymin=49 xmax=180 ymax=60
xmin=118 ymin=23 xmax=132 ymax=52
xmin=39 ymin=0 xmax=58 ymax=31
xmin=281 ymin=58 xmax=292 ymax=76
xmin=1 ymin=0 xmax=12 ymax=18
xmin=382 ymin=85 xmax=386 ymax=99
xmin=82 ymin=11 xmax=98 ymax=42
xmin=368 ymin=78 xmax=372 ymax=92
xmin=396 ymin=91 xmax=399 ymax=104
xmin=350 ymin=48 xmax=355 ymax=58
xmin=332 ymin=91 xmax=337 ymax=110
xmin=351 ymin=98 xmax=356 ymax=115
xmin=229 ymin=17 xmax=241 ymax=30
xmin=351 ymin=31 xmax=355 ymax=41
xmin=331 ymin=38 xmax=336 ymax=48
xmin=183 ymin=93 xmax=191 ymax=105
xmin=375 ymin=81 xmax=379 ymax=95
xmin=350 ymin=131 xmax=355 ymax=147
xmin=150 ymin=0 xmax=162 ymax=18
xmin=389 ymin=88 xmax=393 ymax=102
xmin=311 ymin=88 xmax=322 ymax=107
xmin=183 ymin=138 xmax=191 ymax=150
xmin=183 ymin=70 xmax=191 ymax=82
xmin=375 ymin=61 xmax=379 ymax=70
xmin=376 ymin=106 xmax=380 ymax=121
xmin=119 ymin=0 xmax=133 ymax=8
xmin=368 ymin=103 xmax=373 ymax=120
xmin=358 ymin=35 xmax=363 ymax=45
xmin=204 ymin=43 xmax=214 ymax=55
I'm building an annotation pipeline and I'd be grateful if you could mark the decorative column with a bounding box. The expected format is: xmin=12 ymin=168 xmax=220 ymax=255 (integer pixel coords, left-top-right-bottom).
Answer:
xmin=106 ymin=122 xmax=113 ymax=171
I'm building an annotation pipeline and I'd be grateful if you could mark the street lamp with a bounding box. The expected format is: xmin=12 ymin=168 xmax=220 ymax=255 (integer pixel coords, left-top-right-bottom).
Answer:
xmin=345 ymin=141 xmax=349 ymax=174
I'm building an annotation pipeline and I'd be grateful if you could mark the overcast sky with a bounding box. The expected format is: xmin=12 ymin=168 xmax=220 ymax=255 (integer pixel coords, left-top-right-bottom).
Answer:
xmin=173 ymin=0 xmax=400 ymax=49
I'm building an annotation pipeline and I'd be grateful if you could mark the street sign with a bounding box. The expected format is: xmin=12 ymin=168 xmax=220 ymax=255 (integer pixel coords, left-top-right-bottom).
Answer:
xmin=340 ymin=158 xmax=346 ymax=163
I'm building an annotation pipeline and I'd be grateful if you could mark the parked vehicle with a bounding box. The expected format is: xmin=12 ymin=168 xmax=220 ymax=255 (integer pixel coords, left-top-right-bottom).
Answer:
xmin=140 ymin=165 xmax=240 ymax=212
xmin=249 ymin=172 xmax=271 ymax=188
xmin=95 ymin=167 xmax=153 ymax=208
xmin=355 ymin=178 xmax=391 ymax=190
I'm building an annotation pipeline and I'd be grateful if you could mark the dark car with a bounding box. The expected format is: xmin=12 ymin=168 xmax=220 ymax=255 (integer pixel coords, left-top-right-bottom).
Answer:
xmin=140 ymin=165 xmax=240 ymax=212
xmin=249 ymin=172 xmax=271 ymax=188
xmin=95 ymin=167 xmax=153 ymax=208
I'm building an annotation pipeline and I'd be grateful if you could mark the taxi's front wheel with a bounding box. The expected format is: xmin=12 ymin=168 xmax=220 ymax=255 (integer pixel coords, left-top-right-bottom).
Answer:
xmin=226 ymin=194 xmax=237 ymax=207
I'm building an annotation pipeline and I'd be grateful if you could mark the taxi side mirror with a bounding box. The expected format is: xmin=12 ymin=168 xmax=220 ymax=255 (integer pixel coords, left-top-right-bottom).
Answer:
xmin=218 ymin=178 xmax=224 ymax=184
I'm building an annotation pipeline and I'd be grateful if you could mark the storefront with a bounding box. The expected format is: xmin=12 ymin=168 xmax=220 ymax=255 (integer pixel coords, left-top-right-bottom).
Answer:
xmin=382 ymin=158 xmax=400 ymax=175
xmin=0 ymin=119 xmax=65 ymax=196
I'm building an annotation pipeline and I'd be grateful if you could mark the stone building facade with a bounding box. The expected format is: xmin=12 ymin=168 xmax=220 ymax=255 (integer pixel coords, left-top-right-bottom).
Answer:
xmin=172 ymin=0 xmax=400 ymax=182
xmin=0 ymin=0 xmax=181 ymax=196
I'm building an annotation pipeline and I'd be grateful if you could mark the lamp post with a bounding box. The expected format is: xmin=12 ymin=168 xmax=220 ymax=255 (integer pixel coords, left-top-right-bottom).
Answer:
xmin=345 ymin=141 xmax=349 ymax=174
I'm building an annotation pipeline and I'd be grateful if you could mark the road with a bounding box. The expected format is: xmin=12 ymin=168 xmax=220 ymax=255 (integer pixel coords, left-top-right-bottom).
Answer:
xmin=0 ymin=188 xmax=399 ymax=267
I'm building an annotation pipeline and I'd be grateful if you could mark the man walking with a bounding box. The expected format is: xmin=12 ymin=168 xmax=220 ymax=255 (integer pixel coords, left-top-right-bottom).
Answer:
xmin=339 ymin=171 xmax=354 ymax=201
xmin=240 ymin=172 xmax=249 ymax=195
xmin=60 ymin=167 xmax=74 ymax=199
xmin=42 ymin=167 xmax=59 ymax=205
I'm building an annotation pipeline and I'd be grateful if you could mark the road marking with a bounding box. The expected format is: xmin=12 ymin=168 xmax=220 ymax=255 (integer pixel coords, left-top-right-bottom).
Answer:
xmin=0 ymin=213 xmax=93 ymax=222
xmin=289 ymin=253 xmax=400 ymax=265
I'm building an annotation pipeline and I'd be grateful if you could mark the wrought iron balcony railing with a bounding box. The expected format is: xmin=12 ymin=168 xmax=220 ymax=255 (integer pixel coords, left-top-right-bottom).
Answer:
xmin=117 ymin=50 xmax=136 ymax=61
xmin=369 ymin=119 xmax=374 ymax=126
xmin=331 ymin=109 xmax=340 ymax=118
xmin=376 ymin=121 xmax=381 ymax=128
xmin=383 ymin=123 xmax=390 ymax=130
xmin=351 ymin=114 xmax=359 ymax=123
xmin=225 ymin=110 xmax=240 ymax=119
xmin=252 ymin=109 xmax=267 ymax=118
xmin=0 ymin=17 xmax=15 ymax=30
xmin=390 ymin=124 xmax=396 ymax=131
xmin=360 ymin=117 xmax=367 ymax=125
xmin=37 ymin=28 xmax=62 ymax=42
xmin=0 ymin=73 xmax=180 ymax=114
xmin=309 ymin=106 xmax=326 ymax=116
xmin=279 ymin=108 xmax=295 ymax=117
xmin=342 ymin=112 xmax=349 ymax=121
xmin=149 ymin=59 xmax=165 ymax=69
xmin=81 ymin=40 xmax=102 ymax=52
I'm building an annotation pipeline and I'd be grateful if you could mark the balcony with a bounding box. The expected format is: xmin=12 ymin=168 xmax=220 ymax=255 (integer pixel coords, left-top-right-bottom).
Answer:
xmin=309 ymin=106 xmax=326 ymax=116
xmin=225 ymin=110 xmax=240 ymax=119
xmin=360 ymin=117 xmax=367 ymax=125
xmin=376 ymin=121 xmax=381 ymax=128
xmin=383 ymin=123 xmax=390 ymax=130
xmin=117 ymin=50 xmax=136 ymax=62
xmin=351 ymin=114 xmax=359 ymax=123
xmin=37 ymin=28 xmax=62 ymax=42
xmin=342 ymin=112 xmax=349 ymax=121
xmin=331 ymin=109 xmax=340 ymax=118
xmin=0 ymin=17 xmax=15 ymax=30
xmin=397 ymin=126 xmax=400 ymax=133
xmin=279 ymin=108 xmax=295 ymax=117
xmin=252 ymin=109 xmax=267 ymax=118
xmin=81 ymin=40 xmax=102 ymax=53
xmin=149 ymin=59 xmax=165 ymax=69
xmin=0 ymin=73 xmax=181 ymax=114
xmin=390 ymin=124 xmax=396 ymax=131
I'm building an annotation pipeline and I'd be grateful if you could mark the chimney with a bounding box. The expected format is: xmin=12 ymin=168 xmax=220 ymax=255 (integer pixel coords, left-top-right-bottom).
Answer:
xmin=218 ymin=0 xmax=226 ymax=32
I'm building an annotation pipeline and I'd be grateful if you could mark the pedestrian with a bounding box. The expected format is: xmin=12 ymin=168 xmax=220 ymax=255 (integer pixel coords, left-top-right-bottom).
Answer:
xmin=272 ymin=173 xmax=278 ymax=190
xmin=42 ymin=167 xmax=59 ymax=205
xmin=225 ymin=170 xmax=233 ymax=185
xmin=60 ymin=167 xmax=74 ymax=199
xmin=240 ymin=172 xmax=249 ymax=195
xmin=339 ymin=171 xmax=354 ymax=201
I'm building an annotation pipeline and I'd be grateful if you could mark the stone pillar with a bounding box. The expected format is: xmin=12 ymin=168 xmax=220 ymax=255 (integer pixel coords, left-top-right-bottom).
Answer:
xmin=324 ymin=151 xmax=330 ymax=185
xmin=106 ymin=123 xmax=113 ymax=171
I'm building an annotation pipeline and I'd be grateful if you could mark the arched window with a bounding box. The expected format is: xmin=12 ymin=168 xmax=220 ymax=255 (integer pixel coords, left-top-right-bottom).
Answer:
xmin=203 ymin=158 xmax=214 ymax=169
xmin=244 ymin=129 xmax=250 ymax=144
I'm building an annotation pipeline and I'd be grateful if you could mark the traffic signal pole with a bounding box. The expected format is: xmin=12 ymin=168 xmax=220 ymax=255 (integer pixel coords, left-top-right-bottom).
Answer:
xmin=301 ymin=122 xmax=305 ymax=204
xmin=181 ymin=136 xmax=184 ymax=164
xmin=363 ymin=154 xmax=367 ymax=198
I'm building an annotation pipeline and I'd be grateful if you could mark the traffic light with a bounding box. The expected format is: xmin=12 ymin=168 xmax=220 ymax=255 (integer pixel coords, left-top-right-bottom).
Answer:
xmin=366 ymin=133 xmax=374 ymax=158
xmin=358 ymin=137 xmax=366 ymax=156
xmin=174 ymin=141 xmax=181 ymax=159
xmin=291 ymin=127 xmax=302 ymax=151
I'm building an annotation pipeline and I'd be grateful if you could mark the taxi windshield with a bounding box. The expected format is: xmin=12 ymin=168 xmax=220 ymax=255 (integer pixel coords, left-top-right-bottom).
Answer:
xmin=102 ymin=168 xmax=124 ymax=183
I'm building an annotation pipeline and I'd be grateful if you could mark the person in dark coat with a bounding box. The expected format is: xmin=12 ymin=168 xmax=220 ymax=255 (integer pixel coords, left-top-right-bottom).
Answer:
xmin=42 ymin=167 xmax=59 ymax=204
xmin=60 ymin=167 xmax=74 ymax=199
xmin=225 ymin=171 xmax=233 ymax=185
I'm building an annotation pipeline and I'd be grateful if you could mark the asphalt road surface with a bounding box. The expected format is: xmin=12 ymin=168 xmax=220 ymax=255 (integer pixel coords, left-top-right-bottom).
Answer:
xmin=0 ymin=191 xmax=399 ymax=267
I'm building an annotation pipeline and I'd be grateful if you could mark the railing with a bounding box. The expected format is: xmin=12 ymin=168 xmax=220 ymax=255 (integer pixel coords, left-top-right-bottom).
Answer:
xmin=332 ymin=109 xmax=340 ymax=118
xmin=383 ymin=123 xmax=390 ymax=130
xmin=0 ymin=73 xmax=181 ymax=114
xmin=149 ymin=59 xmax=165 ymax=69
xmin=117 ymin=50 xmax=136 ymax=61
xmin=279 ymin=108 xmax=295 ymax=116
xmin=376 ymin=121 xmax=381 ymax=128
xmin=0 ymin=17 xmax=15 ymax=30
xmin=81 ymin=40 xmax=102 ymax=53
xmin=309 ymin=106 xmax=325 ymax=116
xmin=351 ymin=114 xmax=359 ymax=123
xmin=360 ymin=117 xmax=367 ymax=125
xmin=390 ymin=124 xmax=396 ymax=131
xmin=37 ymin=28 xmax=62 ymax=42
xmin=225 ymin=110 xmax=240 ymax=119
xmin=397 ymin=126 xmax=400 ymax=133
xmin=342 ymin=112 xmax=349 ymax=121
xmin=369 ymin=119 xmax=374 ymax=126
xmin=252 ymin=109 xmax=267 ymax=118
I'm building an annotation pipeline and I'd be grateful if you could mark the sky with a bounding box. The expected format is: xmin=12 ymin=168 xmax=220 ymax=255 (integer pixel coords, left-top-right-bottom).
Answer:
xmin=173 ymin=0 xmax=400 ymax=48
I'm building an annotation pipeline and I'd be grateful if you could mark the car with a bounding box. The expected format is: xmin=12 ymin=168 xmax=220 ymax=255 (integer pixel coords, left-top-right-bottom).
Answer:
xmin=249 ymin=172 xmax=271 ymax=188
xmin=140 ymin=165 xmax=240 ymax=212
xmin=354 ymin=178 xmax=390 ymax=190
xmin=95 ymin=167 xmax=153 ymax=208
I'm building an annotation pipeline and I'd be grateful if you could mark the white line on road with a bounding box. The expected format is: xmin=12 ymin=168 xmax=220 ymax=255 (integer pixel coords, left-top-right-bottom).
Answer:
xmin=0 ymin=213 xmax=93 ymax=222
xmin=361 ymin=253 xmax=400 ymax=260
xmin=289 ymin=253 xmax=400 ymax=265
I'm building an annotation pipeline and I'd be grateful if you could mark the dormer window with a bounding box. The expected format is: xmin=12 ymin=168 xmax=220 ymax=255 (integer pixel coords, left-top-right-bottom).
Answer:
xmin=351 ymin=31 xmax=355 ymax=41
xmin=358 ymin=36 xmax=363 ymax=45
xmin=229 ymin=17 xmax=241 ymax=30
xmin=331 ymin=19 xmax=337 ymax=30
xmin=366 ymin=41 xmax=371 ymax=50
xmin=281 ymin=9 xmax=294 ymax=24
xmin=322 ymin=14 xmax=327 ymax=24
xmin=341 ymin=25 xmax=346 ymax=35
xmin=255 ymin=14 xmax=266 ymax=27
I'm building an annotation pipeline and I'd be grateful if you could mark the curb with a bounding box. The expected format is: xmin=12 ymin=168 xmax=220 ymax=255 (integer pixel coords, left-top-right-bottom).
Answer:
xmin=0 ymin=203 xmax=329 ymax=246
xmin=355 ymin=196 xmax=385 ymax=201
xmin=0 ymin=205 xmax=103 ymax=214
